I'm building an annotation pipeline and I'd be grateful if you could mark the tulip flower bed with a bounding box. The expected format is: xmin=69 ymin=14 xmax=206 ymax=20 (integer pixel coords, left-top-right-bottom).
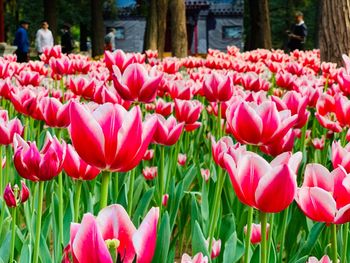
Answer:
xmin=0 ymin=45 xmax=349 ymax=263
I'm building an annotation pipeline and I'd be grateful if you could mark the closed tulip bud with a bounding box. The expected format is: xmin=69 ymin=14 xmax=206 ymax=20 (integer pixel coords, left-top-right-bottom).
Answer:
xmin=3 ymin=181 xmax=30 ymax=207
xmin=162 ymin=194 xmax=169 ymax=207
xmin=244 ymin=223 xmax=270 ymax=244
xmin=181 ymin=253 xmax=208 ymax=263
xmin=142 ymin=149 xmax=154 ymax=161
xmin=205 ymin=238 xmax=221 ymax=259
xmin=307 ymin=255 xmax=332 ymax=263
xmin=178 ymin=154 xmax=187 ymax=166
xmin=200 ymin=168 xmax=210 ymax=182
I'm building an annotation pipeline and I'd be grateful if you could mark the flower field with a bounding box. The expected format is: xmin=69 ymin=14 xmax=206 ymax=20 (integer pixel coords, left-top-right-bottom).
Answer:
xmin=0 ymin=46 xmax=348 ymax=263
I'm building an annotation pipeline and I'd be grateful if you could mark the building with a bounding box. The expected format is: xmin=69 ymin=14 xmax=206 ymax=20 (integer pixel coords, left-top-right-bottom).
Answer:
xmin=104 ymin=0 xmax=244 ymax=54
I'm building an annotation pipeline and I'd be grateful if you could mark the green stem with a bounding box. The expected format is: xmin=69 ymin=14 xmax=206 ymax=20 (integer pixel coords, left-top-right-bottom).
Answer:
xmin=244 ymin=207 xmax=254 ymax=263
xmin=208 ymin=167 xmax=224 ymax=253
xmin=279 ymin=207 xmax=289 ymax=263
xmin=127 ymin=169 xmax=135 ymax=214
xmin=331 ymin=224 xmax=338 ymax=263
xmin=33 ymin=181 xmax=44 ymax=263
xmin=74 ymin=180 xmax=83 ymax=222
xmin=260 ymin=212 xmax=268 ymax=263
xmin=58 ymin=172 xmax=64 ymax=245
xmin=342 ymin=223 xmax=349 ymax=263
xmin=100 ymin=171 xmax=110 ymax=209
xmin=267 ymin=214 xmax=274 ymax=263
xmin=217 ymin=102 xmax=222 ymax=138
xmin=10 ymin=207 xmax=17 ymax=263
xmin=113 ymin=173 xmax=119 ymax=202
xmin=0 ymin=145 xmax=2 ymax=194
xmin=159 ymin=146 xmax=165 ymax=208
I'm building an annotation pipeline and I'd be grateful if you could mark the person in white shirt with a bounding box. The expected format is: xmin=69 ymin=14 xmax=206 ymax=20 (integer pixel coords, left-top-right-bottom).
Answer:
xmin=35 ymin=20 xmax=54 ymax=55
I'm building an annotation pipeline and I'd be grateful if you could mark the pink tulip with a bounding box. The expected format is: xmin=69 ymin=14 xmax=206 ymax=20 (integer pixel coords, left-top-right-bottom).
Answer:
xmin=240 ymin=73 xmax=269 ymax=91
xmin=205 ymin=238 xmax=221 ymax=259
xmin=200 ymin=168 xmax=211 ymax=182
xmin=211 ymin=136 xmax=246 ymax=169
xmin=226 ymin=101 xmax=297 ymax=146
xmin=142 ymin=166 xmax=158 ymax=180
xmin=0 ymin=79 xmax=14 ymax=100
xmin=174 ymin=99 xmax=203 ymax=132
xmin=104 ymin=49 xmax=136 ymax=73
xmin=142 ymin=149 xmax=154 ymax=161
xmin=244 ymin=223 xmax=270 ymax=244
xmin=332 ymin=141 xmax=350 ymax=173
xmin=63 ymin=144 xmax=100 ymax=180
xmin=0 ymin=110 xmax=23 ymax=145
xmin=13 ymin=132 xmax=65 ymax=182
xmin=181 ymin=253 xmax=208 ymax=263
xmin=275 ymin=71 xmax=295 ymax=90
xmin=203 ymin=72 xmax=232 ymax=102
xmin=260 ymin=129 xmax=296 ymax=156
xmin=312 ymin=136 xmax=325 ymax=150
xmin=39 ymin=97 xmax=70 ymax=128
xmin=17 ymin=71 xmax=42 ymax=86
xmin=64 ymin=204 xmax=159 ymax=263
xmin=68 ymin=76 xmax=96 ymax=99
xmin=69 ymin=102 xmax=157 ymax=172
xmin=3 ymin=181 xmax=29 ymax=207
xmin=296 ymin=164 xmax=350 ymax=224
xmin=224 ymin=151 xmax=302 ymax=213
xmin=112 ymin=63 xmax=162 ymax=103
xmin=152 ymin=114 xmax=184 ymax=146
xmin=178 ymin=153 xmax=187 ymax=166
xmin=307 ymin=255 xmax=332 ymax=263
xmin=168 ymin=80 xmax=194 ymax=100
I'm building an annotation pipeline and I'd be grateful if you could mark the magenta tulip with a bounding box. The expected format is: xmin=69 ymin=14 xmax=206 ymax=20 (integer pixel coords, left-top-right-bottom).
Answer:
xmin=0 ymin=110 xmax=23 ymax=145
xmin=224 ymin=151 xmax=301 ymax=213
xmin=181 ymin=253 xmax=208 ymax=263
xmin=332 ymin=141 xmax=350 ymax=173
xmin=39 ymin=97 xmax=70 ymax=128
xmin=307 ymin=255 xmax=332 ymax=263
xmin=244 ymin=223 xmax=270 ymax=244
xmin=3 ymin=181 xmax=29 ymax=207
xmin=174 ymin=99 xmax=203 ymax=132
xmin=69 ymin=101 xmax=157 ymax=172
xmin=152 ymin=114 xmax=184 ymax=146
xmin=202 ymin=72 xmax=232 ymax=102
xmin=142 ymin=166 xmax=157 ymax=180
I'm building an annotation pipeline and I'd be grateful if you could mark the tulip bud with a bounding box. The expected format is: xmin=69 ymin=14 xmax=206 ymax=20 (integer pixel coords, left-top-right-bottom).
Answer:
xmin=178 ymin=154 xmax=187 ymax=166
xmin=142 ymin=149 xmax=154 ymax=161
xmin=244 ymin=223 xmax=270 ymax=244
xmin=200 ymin=169 xmax=210 ymax=182
xmin=3 ymin=181 xmax=30 ymax=207
xmin=142 ymin=166 xmax=158 ymax=180
xmin=205 ymin=238 xmax=221 ymax=259
xmin=162 ymin=194 xmax=169 ymax=207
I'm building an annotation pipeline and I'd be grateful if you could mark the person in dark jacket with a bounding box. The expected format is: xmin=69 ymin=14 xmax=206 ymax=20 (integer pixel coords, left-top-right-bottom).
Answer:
xmin=287 ymin=11 xmax=307 ymax=51
xmin=14 ymin=20 xmax=30 ymax=63
xmin=61 ymin=24 xmax=74 ymax=54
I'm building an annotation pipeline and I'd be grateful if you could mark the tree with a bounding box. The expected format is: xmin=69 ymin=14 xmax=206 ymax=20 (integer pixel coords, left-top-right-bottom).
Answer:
xmin=43 ymin=0 xmax=58 ymax=42
xmin=319 ymin=0 xmax=350 ymax=65
xmin=91 ymin=0 xmax=105 ymax=57
xmin=169 ymin=0 xmax=187 ymax=57
xmin=145 ymin=0 xmax=157 ymax=50
xmin=245 ymin=0 xmax=272 ymax=50
xmin=157 ymin=0 xmax=168 ymax=58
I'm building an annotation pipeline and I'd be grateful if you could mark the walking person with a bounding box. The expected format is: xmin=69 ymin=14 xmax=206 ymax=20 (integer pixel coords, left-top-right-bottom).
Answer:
xmin=35 ymin=20 xmax=54 ymax=55
xmin=104 ymin=28 xmax=115 ymax=51
xmin=286 ymin=11 xmax=307 ymax=51
xmin=61 ymin=23 xmax=74 ymax=54
xmin=14 ymin=20 xmax=30 ymax=63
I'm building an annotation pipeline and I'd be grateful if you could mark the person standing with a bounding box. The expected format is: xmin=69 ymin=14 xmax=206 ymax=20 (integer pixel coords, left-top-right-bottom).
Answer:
xmin=287 ymin=11 xmax=308 ymax=51
xmin=14 ymin=20 xmax=30 ymax=63
xmin=35 ymin=20 xmax=54 ymax=55
xmin=61 ymin=24 xmax=74 ymax=54
xmin=104 ymin=28 xmax=115 ymax=51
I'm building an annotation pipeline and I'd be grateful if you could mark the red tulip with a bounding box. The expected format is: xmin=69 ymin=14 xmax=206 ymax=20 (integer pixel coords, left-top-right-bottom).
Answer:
xmin=17 ymin=71 xmax=43 ymax=86
xmin=68 ymin=76 xmax=96 ymax=99
xmin=152 ymin=114 xmax=184 ymax=146
xmin=168 ymin=79 xmax=194 ymax=100
xmin=63 ymin=144 xmax=100 ymax=180
xmin=69 ymin=102 xmax=157 ymax=172
xmin=112 ymin=63 xmax=162 ymax=103
xmin=275 ymin=71 xmax=295 ymax=90
xmin=296 ymin=164 xmax=350 ymax=224
xmin=226 ymin=101 xmax=297 ymax=146
xmin=104 ymin=49 xmax=135 ymax=73
xmin=174 ymin=99 xmax=203 ymax=132
xmin=64 ymin=204 xmax=159 ymax=263
xmin=203 ymin=72 xmax=232 ymax=102
xmin=332 ymin=141 xmax=350 ymax=173
xmin=13 ymin=132 xmax=65 ymax=181
xmin=3 ymin=181 xmax=29 ymax=207
xmin=162 ymin=194 xmax=169 ymax=207
xmin=142 ymin=166 xmax=157 ymax=180
xmin=244 ymin=223 xmax=270 ymax=244
xmin=260 ymin=129 xmax=296 ymax=156
xmin=155 ymin=98 xmax=173 ymax=117
xmin=224 ymin=151 xmax=301 ymax=213
xmin=142 ymin=149 xmax=154 ymax=161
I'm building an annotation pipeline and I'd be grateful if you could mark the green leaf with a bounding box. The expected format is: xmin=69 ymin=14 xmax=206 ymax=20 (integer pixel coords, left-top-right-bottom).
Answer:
xmin=192 ymin=221 xmax=210 ymax=258
xmin=132 ymin=187 xmax=155 ymax=226
xmin=19 ymin=238 xmax=32 ymax=263
xmin=223 ymin=232 xmax=244 ymax=263
xmin=0 ymin=232 xmax=11 ymax=263
xmin=39 ymin=233 xmax=52 ymax=263
xmin=152 ymin=212 xmax=171 ymax=263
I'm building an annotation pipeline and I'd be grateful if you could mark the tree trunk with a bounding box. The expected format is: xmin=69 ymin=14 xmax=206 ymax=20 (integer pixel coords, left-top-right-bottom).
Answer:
xmin=319 ymin=0 xmax=350 ymax=65
xmin=145 ymin=0 xmax=158 ymax=51
xmin=91 ymin=0 xmax=105 ymax=57
xmin=43 ymin=0 xmax=57 ymax=42
xmin=246 ymin=0 xmax=272 ymax=50
xmin=80 ymin=22 xmax=88 ymax=52
xmin=170 ymin=0 xmax=187 ymax=57
xmin=157 ymin=0 xmax=168 ymax=58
